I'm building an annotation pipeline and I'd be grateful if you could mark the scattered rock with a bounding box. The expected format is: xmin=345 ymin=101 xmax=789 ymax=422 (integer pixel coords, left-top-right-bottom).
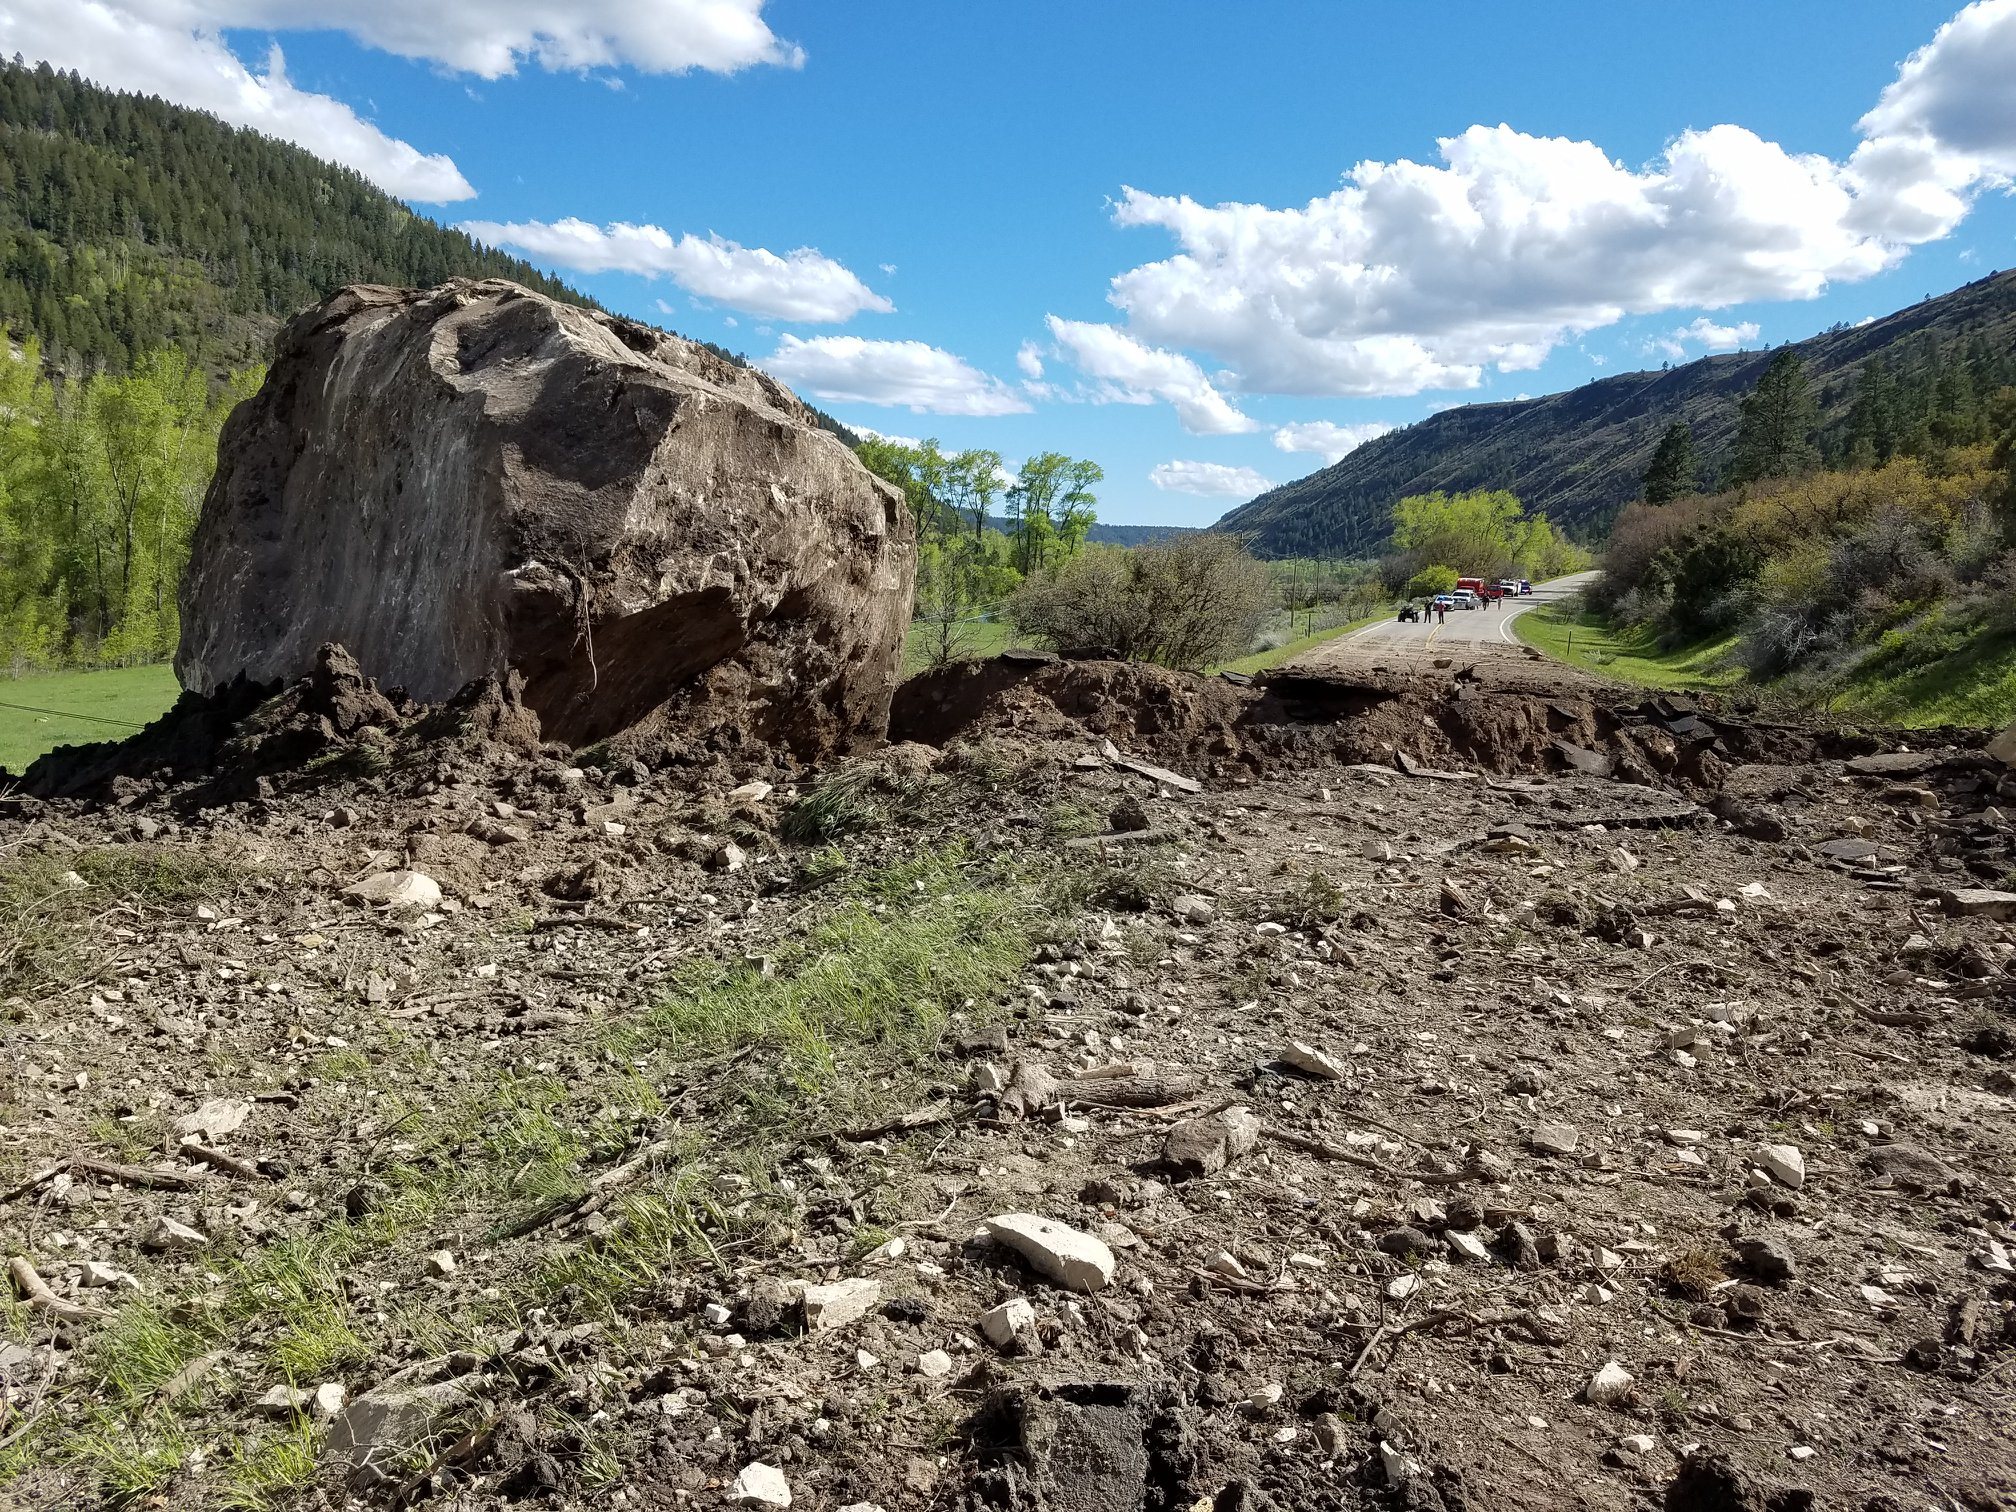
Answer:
xmin=256 ymin=1384 xmax=308 ymax=1417
xmin=1279 ymin=1040 xmax=1347 ymax=1081
xmin=802 ymin=1277 xmax=881 ymax=1332
xmin=982 ymin=1214 xmax=1117 ymax=1293
xmin=327 ymin=1378 xmax=477 ymax=1485
xmin=1161 ymin=1105 xmax=1260 ymax=1177
xmin=730 ymin=1461 xmax=793 ymax=1508
xmin=1586 ymin=1360 xmax=1635 ymax=1406
xmin=140 ymin=1216 xmax=208 ymax=1250
xmin=1758 ymin=1143 xmax=1805 ymax=1190
xmin=1941 ymin=888 xmax=2016 ymax=920
xmin=171 ymin=1097 xmax=252 ymax=1142
xmin=915 ymin=1348 xmax=954 ymax=1378
xmin=980 ymin=1297 xmax=1037 ymax=1349
xmin=1529 ymin=1122 xmax=1580 ymax=1157
xmin=1735 ymin=1236 xmax=1796 ymax=1284
xmin=344 ymin=870 xmax=444 ymax=911
xmin=1864 ymin=1142 xmax=1958 ymax=1192
xmin=423 ymin=1249 xmax=457 ymax=1279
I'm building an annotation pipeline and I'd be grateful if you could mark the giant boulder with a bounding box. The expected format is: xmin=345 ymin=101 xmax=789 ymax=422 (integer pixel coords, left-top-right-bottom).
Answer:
xmin=177 ymin=279 xmax=914 ymax=756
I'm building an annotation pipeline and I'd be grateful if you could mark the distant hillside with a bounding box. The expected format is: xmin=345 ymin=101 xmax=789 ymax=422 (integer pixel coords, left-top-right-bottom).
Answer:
xmin=0 ymin=62 xmax=855 ymax=438
xmin=982 ymin=516 xmax=1195 ymax=548
xmin=1218 ymin=269 xmax=2016 ymax=558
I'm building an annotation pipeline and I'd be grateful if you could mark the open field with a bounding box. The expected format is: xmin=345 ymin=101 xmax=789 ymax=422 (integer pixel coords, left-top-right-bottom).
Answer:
xmin=0 ymin=665 xmax=182 ymax=772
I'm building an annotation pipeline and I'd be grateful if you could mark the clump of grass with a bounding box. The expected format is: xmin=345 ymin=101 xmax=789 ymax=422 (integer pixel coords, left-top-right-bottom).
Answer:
xmin=0 ymin=846 xmax=244 ymax=996
xmin=626 ymin=847 xmax=1034 ymax=1127
xmin=781 ymin=761 xmax=941 ymax=843
xmin=1279 ymin=868 xmax=1347 ymax=928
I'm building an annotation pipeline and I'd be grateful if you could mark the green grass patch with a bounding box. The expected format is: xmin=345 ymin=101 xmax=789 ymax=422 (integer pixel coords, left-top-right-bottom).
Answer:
xmin=1512 ymin=601 xmax=1740 ymax=691
xmin=1827 ymin=617 xmax=2016 ymax=729
xmin=1211 ymin=608 xmax=1391 ymax=676
xmin=902 ymin=615 xmax=1014 ymax=674
xmin=0 ymin=663 xmax=180 ymax=771
xmin=623 ymin=845 xmax=1035 ymax=1122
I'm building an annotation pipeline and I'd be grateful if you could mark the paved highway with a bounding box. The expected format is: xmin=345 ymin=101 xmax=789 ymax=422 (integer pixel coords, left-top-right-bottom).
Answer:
xmin=1289 ymin=569 xmax=1600 ymax=675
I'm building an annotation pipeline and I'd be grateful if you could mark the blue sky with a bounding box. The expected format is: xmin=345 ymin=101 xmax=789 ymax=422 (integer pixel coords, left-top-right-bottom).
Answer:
xmin=11 ymin=1 xmax=2016 ymax=526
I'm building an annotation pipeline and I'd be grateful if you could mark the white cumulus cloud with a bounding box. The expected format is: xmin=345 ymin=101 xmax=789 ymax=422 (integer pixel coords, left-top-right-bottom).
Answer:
xmin=1043 ymin=316 xmax=1257 ymax=435
xmin=763 ymin=337 xmax=1031 ymax=416
xmin=1648 ymin=317 xmax=1762 ymax=359
xmin=1148 ymin=460 xmax=1274 ymax=499
xmin=459 ymin=220 xmax=890 ymax=323
xmin=0 ymin=0 xmax=802 ymax=204
xmin=0 ymin=5 xmax=474 ymax=201
xmin=1080 ymin=4 xmax=2016 ymax=409
xmin=1271 ymin=420 xmax=1394 ymax=465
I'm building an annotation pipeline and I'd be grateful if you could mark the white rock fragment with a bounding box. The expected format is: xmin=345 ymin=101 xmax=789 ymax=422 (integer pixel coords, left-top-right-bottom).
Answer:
xmin=1280 ymin=1041 xmax=1346 ymax=1081
xmin=80 ymin=1261 xmax=139 ymax=1289
xmin=141 ymin=1216 xmax=208 ymax=1250
xmin=1378 ymin=1441 xmax=1422 ymax=1485
xmin=730 ymin=1461 xmax=792 ymax=1508
xmin=172 ymin=1097 xmax=252 ymax=1141
xmin=802 ymin=1277 xmax=880 ymax=1332
xmin=980 ymin=1297 xmax=1036 ymax=1348
xmin=1759 ymin=1143 xmax=1805 ymax=1190
xmin=1586 ymin=1360 xmax=1635 ymax=1406
xmin=1529 ymin=1122 xmax=1580 ymax=1157
xmin=256 ymin=1384 xmax=307 ymax=1416
xmin=1618 ymin=1434 xmax=1657 ymax=1454
xmin=981 ymin=1213 xmax=1116 ymax=1293
xmin=344 ymin=870 xmax=444 ymax=911
xmin=727 ymin=781 xmax=774 ymax=804
xmin=312 ymin=1382 xmax=348 ymax=1419
xmin=915 ymin=1349 xmax=953 ymax=1378
xmin=424 ymin=1250 xmax=456 ymax=1278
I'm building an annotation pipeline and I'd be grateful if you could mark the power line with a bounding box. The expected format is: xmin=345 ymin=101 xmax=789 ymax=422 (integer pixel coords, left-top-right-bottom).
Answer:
xmin=0 ymin=698 xmax=145 ymax=730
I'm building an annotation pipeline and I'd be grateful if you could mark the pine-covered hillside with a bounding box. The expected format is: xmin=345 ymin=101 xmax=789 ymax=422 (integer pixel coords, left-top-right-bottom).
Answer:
xmin=0 ymin=61 xmax=601 ymax=375
xmin=0 ymin=60 xmax=849 ymax=440
xmin=1218 ymin=269 xmax=2016 ymax=558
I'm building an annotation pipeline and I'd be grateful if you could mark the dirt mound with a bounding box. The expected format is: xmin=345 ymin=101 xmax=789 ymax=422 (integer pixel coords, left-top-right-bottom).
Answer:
xmin=13 ymin=643 xmax=538 ymax=807
xmin=889 ymin=657 xmax=1917 ymax=794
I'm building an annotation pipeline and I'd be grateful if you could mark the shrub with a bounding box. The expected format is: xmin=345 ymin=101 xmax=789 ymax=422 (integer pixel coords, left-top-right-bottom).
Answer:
xmin=1011 ymin=535 xmax=1274 ymax=669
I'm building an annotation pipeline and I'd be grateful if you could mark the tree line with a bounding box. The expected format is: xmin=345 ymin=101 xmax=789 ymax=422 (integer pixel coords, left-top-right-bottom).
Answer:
xmin=0 ymin=337 xmax=256 ymax=671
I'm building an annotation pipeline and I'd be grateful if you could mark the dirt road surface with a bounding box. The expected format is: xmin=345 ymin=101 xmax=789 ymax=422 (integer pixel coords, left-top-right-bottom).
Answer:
xmin=1292 ymin=569 xmax=1599 ymax=684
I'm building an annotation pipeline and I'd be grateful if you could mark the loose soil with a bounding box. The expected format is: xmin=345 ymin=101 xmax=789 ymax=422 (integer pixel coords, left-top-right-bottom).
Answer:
xmin=2 ymin=650 xmax=2013 ymax=1512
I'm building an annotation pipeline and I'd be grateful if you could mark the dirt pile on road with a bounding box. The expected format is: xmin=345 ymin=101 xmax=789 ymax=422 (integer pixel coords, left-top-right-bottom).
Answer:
xmin=176 ymin=278 xmax=915 ymax=759
xmin=890 ymin=656 xmax=1927 ymax=795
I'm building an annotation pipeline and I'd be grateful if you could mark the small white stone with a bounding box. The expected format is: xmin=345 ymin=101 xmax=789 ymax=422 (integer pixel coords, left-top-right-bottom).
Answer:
xmin=802 ymin=1277 xmax=880 ymax=1332
xmin=915 ymin=1349 xmax=954 ymax=1378
xmin=1280 ymin=1041 xmax=1346 ymax=1081
xmin=980 ymin=1297 xmax=1037 ymax=1348
xmin=1759 ymin=1143 xmax=1805 ymax=1189
xmin=1788 ymin=1445 xmax=1817 ymax=1462
xmin=424 ymin=1250 xmax=456 ymax=1278
xmin=982 ymin=1213 xmax=1116 ymax=1293
xmin=730 ymin=1461 xmax=792 ymax=1508
xmin=1618 ymin=1434 xmax=1657 ymax=1454
xmin=141 ymin=1216 xmax=208 ymax=1250
xmin=1586 ymin=1360 xmax=1635 ymax=1406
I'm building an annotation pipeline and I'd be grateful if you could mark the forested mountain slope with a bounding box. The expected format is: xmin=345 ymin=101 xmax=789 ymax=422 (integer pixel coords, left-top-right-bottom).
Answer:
xmin=1218 ymin=269 xmax=2016 ymax=558
xmin=0 ymin=62 xmax=855 ymax=437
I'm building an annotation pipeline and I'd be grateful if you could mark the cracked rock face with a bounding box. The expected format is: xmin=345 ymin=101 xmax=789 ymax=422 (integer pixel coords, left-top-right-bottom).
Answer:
xmin=177 ymin=279 xmax=915 ymax=757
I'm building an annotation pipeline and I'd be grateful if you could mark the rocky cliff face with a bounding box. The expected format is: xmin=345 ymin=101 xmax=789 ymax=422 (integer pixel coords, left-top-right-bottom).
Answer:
xmin=176 ymin=279 xmax=914 ymax=757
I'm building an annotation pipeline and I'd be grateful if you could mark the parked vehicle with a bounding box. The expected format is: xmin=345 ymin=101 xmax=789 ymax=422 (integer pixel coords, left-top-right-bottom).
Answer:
xmin=1451 ymin=589 xmax=1479 ymax=609
xmin=1455 ymin=576 xmax=1487 ymax=598
xmin=1517 ymin=579 xmax=1532 ymax=595
xmin=1398 ymin=603 xmax=1420 ymax=622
